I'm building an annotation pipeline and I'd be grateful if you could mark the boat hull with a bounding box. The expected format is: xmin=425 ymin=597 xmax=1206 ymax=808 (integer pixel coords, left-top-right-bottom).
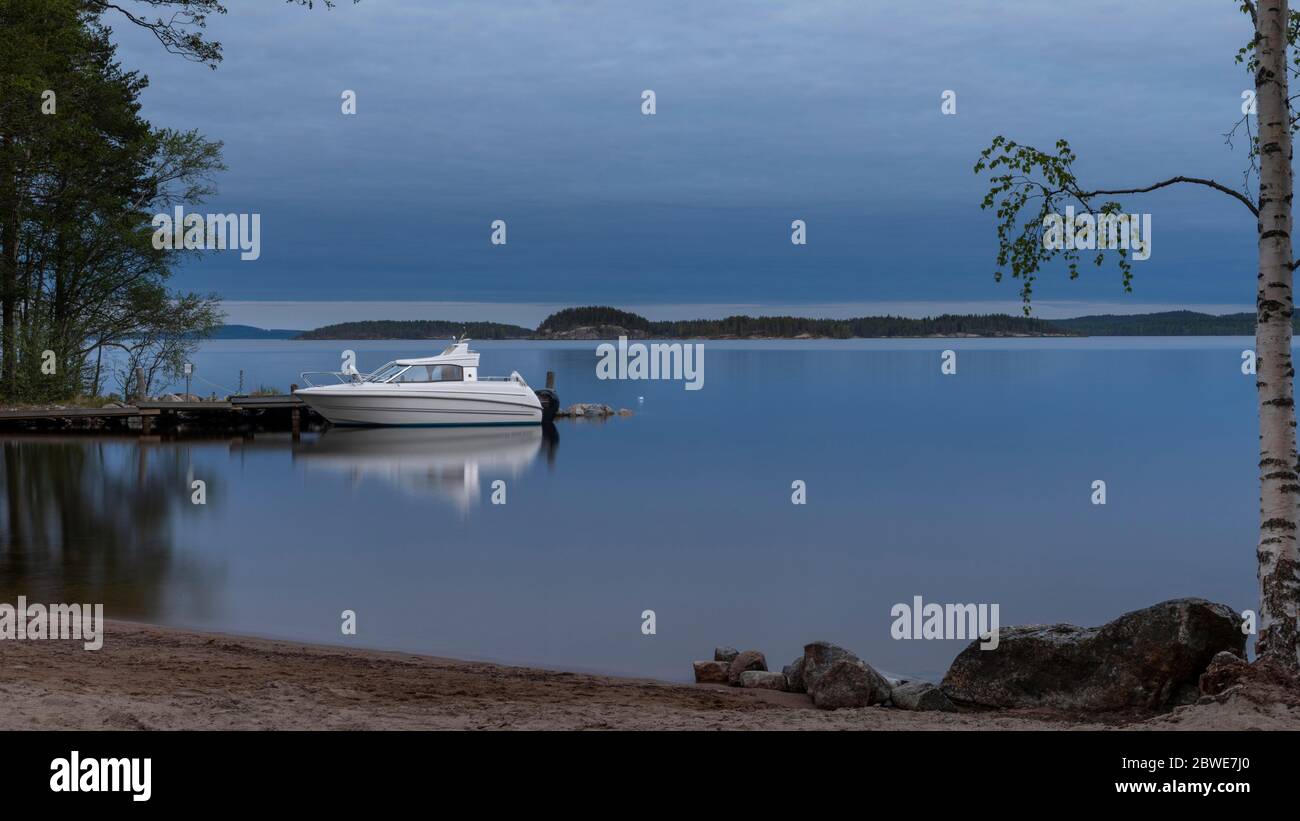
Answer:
xmin=295 ymin=385 xmax=543 ymax=427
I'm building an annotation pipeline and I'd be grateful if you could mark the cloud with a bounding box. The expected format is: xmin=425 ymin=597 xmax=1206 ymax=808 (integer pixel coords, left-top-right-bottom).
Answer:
xmin=112 ymin=1 xmax=1256 ymax=306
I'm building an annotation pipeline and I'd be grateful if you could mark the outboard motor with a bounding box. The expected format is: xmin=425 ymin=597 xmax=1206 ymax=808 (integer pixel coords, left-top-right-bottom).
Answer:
xmin=534 ymin=388 xmax=560 ymax=423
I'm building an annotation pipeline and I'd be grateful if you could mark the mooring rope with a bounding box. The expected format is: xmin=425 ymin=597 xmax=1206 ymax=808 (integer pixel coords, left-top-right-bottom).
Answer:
xmin=191 ymin=373 xmax=237 ymax=396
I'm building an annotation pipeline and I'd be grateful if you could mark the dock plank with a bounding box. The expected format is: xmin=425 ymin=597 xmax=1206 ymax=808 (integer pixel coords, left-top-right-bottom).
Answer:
xmin=135 ymin=401 xmax=234 ymax=411
xmin=0 ymin=395 xmax=307 ymax=425
xmin=230 ymin=395 xmax=304 ymax=409
xmin=0 ymin=406 xmax=140 ymax=420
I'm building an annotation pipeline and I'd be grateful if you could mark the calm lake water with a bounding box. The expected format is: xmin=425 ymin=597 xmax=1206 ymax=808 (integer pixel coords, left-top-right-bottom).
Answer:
xmin=0 ymin=338 xmax=1260 ymax=681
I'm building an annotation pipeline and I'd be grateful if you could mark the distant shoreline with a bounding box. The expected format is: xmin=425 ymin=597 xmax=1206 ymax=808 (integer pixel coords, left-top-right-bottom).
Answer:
xmin=213 ymin=308 xmax=1278 ymax=341
xmin=235 ymin=333 xmax=1083 ymax=341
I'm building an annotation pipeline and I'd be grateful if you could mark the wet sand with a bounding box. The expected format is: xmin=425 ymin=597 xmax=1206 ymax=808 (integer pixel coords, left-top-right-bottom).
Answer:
xmin=1 ymin=621 xmax=1296 ymax=730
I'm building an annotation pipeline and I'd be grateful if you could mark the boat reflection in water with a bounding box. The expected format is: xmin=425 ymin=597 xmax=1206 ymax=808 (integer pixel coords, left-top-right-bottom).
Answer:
xmin=293 ymin=424 xmax=558 ymax=512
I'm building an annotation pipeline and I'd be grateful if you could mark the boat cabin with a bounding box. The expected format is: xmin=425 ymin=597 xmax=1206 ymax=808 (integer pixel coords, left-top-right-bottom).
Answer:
xmin=365 ymin=340 xmax=480 ymax=383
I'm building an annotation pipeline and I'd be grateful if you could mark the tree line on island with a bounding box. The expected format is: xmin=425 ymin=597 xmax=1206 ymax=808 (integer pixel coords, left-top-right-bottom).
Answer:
xmin=277 ymin=307 xmax=1284 ymax=340
xmin=534 ymin=306 xmax=1067 ymax=338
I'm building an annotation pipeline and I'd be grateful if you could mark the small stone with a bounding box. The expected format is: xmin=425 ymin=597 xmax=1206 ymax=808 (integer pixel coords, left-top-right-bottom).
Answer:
xmin=693 ymin=660 xmax=729 ymax=684
xmin=801 ymin=641 xmax=861 ymax=694
xmin=1199 ymin=650 xmax=1249 ymax=697
xmin=890 ymin=680 xmax=956 ymax=712
xmin=782 ymin=657 xmax=806 ymax=693
xmin=739 ymin=670 xmax=787 ymax=690
xmin=727 ymin=650 xmax=768 ymax=685
xmin=811 ymin=659 xmax=891 ymax=709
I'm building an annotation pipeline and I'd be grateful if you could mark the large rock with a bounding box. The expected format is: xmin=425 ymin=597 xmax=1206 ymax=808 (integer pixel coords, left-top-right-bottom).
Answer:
xmin=714 ymin=646 xmax=739 ymax=664
xmin=810 ymin=658 xmax=891 ymax=709
xmin=891 ymin=680 xmax=956 ymax=712
xmin=940 ymin=598 xmax=1245 ymax=710
xmin=800 ymin=641 xmax=861 ymax=694
xmin=739 ymin=671 xmax=787 ymax=690
xmin=727 ymin=650 xmax=767 ymax=685
xmin=782 ymin=656 xmax=806 ymax=693
xmin=693 ymin=661 xmax=730 ymax=684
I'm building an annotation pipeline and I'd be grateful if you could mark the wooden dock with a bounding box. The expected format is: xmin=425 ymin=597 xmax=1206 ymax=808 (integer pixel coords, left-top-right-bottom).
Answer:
xmin=0 ymin=394 xmax=318 ymax=435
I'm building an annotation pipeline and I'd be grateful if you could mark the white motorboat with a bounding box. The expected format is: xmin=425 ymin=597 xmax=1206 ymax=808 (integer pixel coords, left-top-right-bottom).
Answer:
xmin=295 ymin=337 xmax=557 ymax=427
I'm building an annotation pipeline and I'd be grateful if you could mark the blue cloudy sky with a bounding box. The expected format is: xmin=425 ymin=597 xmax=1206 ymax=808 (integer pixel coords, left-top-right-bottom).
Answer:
xmin=113 ymin=0 xmax=1256 ymax=327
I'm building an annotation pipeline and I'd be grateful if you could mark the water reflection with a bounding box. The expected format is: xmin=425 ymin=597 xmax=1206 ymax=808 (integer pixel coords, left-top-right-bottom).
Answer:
xmin=0 ymin=338 xmax=1267 ymax=681
xmin=292 ymin=424 xmax=558 ymax=512
xmin=0 ymin=436 xmax=218 ymax=620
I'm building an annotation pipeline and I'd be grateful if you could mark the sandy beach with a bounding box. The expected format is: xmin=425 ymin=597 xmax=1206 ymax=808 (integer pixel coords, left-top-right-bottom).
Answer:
xmin=0 ymin=621 xmax=1296 ymax=731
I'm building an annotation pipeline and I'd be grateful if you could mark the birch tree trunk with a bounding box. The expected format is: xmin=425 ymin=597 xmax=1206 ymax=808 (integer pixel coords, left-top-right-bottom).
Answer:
xmin=1254 ymin=0 xmax=1300 ymax=672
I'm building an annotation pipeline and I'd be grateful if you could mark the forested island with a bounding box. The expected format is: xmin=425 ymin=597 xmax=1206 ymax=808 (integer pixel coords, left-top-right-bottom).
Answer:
xmin=209 ymin=325 xmax=302 ymax=340
xmin=295 ymin=320 xmax=535 ymax=340
xmin=533 ymin=306 xmax=1072 ymax=338
xmin=279 ymin=307 xmax=1071 ymax=340
xmin=1050 ymin=311 xmax=1269 ymax=336
xmin=230 ymin=307 xmax=1282 ymax=341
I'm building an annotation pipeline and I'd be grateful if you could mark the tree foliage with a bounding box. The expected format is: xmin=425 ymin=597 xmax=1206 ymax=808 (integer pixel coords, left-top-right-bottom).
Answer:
xmin=0 ymin=0 xmax=224 ymax=401
xmin=83 ymin=0 xmax=359 ymax=69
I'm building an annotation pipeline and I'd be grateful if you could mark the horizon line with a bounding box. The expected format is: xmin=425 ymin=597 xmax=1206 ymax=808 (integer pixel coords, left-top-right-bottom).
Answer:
xmin=218 ymin=300 xmax=1256 ymax=330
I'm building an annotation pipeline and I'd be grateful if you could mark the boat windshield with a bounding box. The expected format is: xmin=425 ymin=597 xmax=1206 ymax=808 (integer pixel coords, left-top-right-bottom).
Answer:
xmin=365 ymin=362 xmax=407 ymax=383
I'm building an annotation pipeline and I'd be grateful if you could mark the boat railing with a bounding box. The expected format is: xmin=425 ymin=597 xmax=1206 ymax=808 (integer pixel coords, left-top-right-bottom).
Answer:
xmin=478 ymin=373 xmax=529 ymax=386
xmin=299 ymin=370 xmax=362 ymax=388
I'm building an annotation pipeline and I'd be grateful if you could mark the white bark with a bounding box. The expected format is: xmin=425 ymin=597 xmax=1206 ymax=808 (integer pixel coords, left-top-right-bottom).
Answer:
xmin=1254 ymin=0 xmax=1300 ymax=671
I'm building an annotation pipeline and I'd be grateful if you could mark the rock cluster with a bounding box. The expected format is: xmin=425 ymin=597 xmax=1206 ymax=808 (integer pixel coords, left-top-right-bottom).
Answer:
xmin=692 ymin=641 xmax=952 ymax=711
xmin=554 ymin=403 xmax=634 ymax=418
xmin=691 ymin=598 xmax=1245 ymax=714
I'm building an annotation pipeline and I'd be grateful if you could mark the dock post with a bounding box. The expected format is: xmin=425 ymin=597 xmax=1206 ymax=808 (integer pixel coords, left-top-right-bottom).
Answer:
xmin=291 ymin=407 xmax=301 ymax=440
xmin=141 ymin=414 xmax=153 ymax=435
xmin=546 ymin=371 xmax=555 ymax=390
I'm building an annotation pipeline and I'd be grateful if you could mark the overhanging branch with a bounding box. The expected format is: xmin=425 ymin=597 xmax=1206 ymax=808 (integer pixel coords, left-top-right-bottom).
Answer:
xmin=1081 ymin=176 xmax=1259 ymax=217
